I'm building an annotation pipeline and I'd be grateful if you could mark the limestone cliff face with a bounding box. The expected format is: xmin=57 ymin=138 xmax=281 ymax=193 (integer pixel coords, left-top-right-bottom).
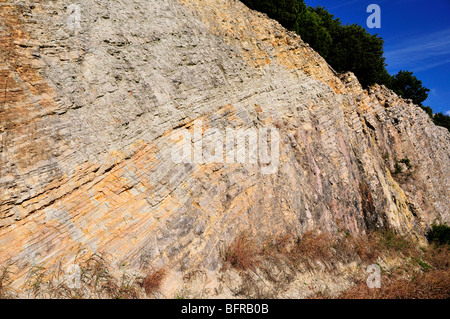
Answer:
xmin=1 ymin=0 xmax=449 ymax=287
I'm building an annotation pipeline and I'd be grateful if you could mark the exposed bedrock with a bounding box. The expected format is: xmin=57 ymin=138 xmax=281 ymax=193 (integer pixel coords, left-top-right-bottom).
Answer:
xmin=0 ymin=0 xmax=448 ymax=288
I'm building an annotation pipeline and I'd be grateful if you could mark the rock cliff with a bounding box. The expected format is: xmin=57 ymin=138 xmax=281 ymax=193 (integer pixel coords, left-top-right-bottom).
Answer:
xmin=0 ymin=0 xmax=449 ymax=291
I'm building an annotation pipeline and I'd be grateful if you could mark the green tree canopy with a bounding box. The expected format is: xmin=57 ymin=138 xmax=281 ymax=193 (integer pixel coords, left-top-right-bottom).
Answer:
xmin=240 ymin=0 xmax=449 ymax=131
xmin=327 ymin=24 xmax=387 ymax=87
xmin=433 ymin=112 xmax=450 ymax=131
xmin=296 ymin=7 xmax=333 ymax=60
xmin=242 ymin=0 xmax=304 ymax=32
xmin=390 ymin=70 xmax=430 ymax=106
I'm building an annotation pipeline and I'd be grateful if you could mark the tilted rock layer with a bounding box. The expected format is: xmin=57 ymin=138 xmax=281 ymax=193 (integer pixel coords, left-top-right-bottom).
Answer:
xmin=1 ymin=0 xmax=449 ymax=288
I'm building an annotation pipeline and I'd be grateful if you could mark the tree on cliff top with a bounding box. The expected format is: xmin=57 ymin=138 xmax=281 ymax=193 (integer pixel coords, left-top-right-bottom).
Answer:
xmin=242 ymin=1 xmax=388 ymax=88
xmin=242 ymin=0 xmax=304 ymax=32
xmin=389 ymin=70 xmax=430 ymax=106
xmin=240 ymin=0 xmax=450 ymax=132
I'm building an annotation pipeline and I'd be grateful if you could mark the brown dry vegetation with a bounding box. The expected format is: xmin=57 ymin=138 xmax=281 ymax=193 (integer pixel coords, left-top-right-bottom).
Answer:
xmin=0 ymin=252 xmax=160 ymax=299
xmin=0 ymin=265 xmax=14 ymax=299
xmin=221 ymin=229 xmax=449 ymax=299
xmin=335 ymin=269 xmax=450 ymax=299
xmin=141 ymin=268 xmax=167 ymax=297
xmin=0 ymin=229 xmax=448 ymax=299
xmin=222 ymin=231 xmax=262 ymax=272
xmin=335 ymin=242 xmax=450 ymax=299
xmin=223 ymin=229 xmax=416 ymax=272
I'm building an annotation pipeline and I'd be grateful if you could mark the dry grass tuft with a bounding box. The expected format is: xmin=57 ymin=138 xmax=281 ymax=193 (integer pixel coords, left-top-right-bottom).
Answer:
xmin=78 ymin=253 xmax=119 ymax=297
xmin=292 ymin=231 xmax=334 ymax=269
xmin=345 ymin=233 xmax=381 ymax=263
xmin=377 ymin=230 xmax=416 ymax=255
xmin=141 ymin=268 xmax=166 ymax=296
xmin=2 ymin=228 xmax=448 ymax=299
xmin=2 ymin=253 xmax=145 ymax=299
xmin=335 ymin=241 xmax=450 ymax=299
xmin=222 ymin=228 xmax=449 ymax=299
xmin=78 ymin=254 xmax=142 ymax=299
xmin=222 ymin=232 xmax=261 ymax=272
xmin=0 ymin=265 xmax=14 ymax=299
xmin=338 ymin=269 xmax=450 ymax=299
xmin=24 ymin=265 xmax=47 ymax=297
xmin=114 ymin=273 xmax=140 ymax=299
xmin=423 ymin=244 xmax=450 ymax=271
xmin=336 ymin=230 xmax=416 ymax=264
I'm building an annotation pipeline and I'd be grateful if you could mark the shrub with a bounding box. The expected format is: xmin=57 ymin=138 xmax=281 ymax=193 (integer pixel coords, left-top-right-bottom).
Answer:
xmin=400 ymin=158 xmax=412 ymax=169
xmin=433 ymin=112 xmax=450 ymax=132
xmin=426 ymin=224 xmax=450 ymax=246
xmin=390 ymin=70 xmax=429 ymax=106
xmin=394 ymin=162 xmax=402 ymax=174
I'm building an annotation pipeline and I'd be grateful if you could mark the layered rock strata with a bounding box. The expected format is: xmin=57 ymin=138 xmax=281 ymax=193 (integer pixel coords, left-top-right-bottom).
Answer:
xmin=0 ymin=0 xmax=448 ymax=289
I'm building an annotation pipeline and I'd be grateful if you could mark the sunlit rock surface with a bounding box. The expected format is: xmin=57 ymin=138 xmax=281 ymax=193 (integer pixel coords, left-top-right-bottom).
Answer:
xmin=0 ymin=0 xmax=448 ymax=289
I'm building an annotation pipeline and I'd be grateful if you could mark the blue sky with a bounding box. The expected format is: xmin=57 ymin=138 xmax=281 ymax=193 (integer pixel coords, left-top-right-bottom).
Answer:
xmin=303 ymin=0 xmax=450 ymax=115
